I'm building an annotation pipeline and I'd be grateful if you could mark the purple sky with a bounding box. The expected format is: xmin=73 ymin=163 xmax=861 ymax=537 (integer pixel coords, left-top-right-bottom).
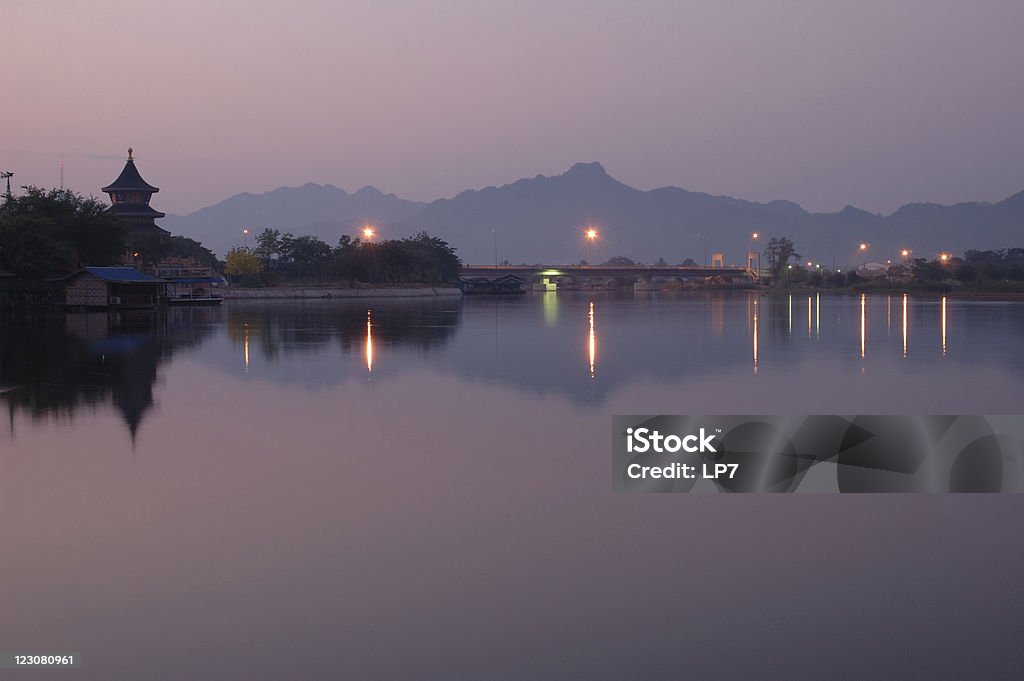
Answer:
xmin=4 ymin=0 xmax=1023 ymax=215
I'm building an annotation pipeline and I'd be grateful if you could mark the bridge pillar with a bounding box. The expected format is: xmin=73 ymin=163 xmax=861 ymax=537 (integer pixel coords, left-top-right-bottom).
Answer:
xmin=633 ymin=274 xmax=657 ymax=292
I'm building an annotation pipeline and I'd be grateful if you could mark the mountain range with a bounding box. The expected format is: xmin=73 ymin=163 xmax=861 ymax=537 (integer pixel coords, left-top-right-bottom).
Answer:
xmin=160 ymin=162 xmax=1024 ymax=267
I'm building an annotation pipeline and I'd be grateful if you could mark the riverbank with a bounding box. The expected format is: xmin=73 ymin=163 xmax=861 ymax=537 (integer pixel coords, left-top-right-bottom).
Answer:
xmin=223 ymin=286 xmax=462 ymax=300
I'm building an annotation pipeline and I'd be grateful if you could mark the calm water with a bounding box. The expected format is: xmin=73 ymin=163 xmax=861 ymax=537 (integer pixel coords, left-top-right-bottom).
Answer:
xmin=2 ymin=292 xmax=1024 ymax=679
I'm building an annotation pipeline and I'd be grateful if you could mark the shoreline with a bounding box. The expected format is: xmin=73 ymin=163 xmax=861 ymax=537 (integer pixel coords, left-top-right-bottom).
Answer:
xmin=222 ymin=286 xmax=462 ymax=300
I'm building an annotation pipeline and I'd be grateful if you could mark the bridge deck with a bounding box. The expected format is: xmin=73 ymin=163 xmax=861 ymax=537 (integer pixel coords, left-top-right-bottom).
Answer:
xmin=461 ymin=265 xmax=757 ymax=279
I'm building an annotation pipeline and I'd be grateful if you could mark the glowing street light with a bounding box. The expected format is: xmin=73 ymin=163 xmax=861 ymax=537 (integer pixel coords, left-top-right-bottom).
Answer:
xmin=939 ymin=253 xmax=950 ymax=263
xmin=859 ymin=243 xmax=868 ymax=251
xmin=750 ymin=232 xmax=761 ymax=276
xmin=242 ymin=228 xmax=250 ymax=249
xmin=586 ymin=227 xmax=598 ymax=241
xmin=900 ymin=249 xmax=910 ymax=258
xmin=363 ymin=226 xmax=376 ymax=240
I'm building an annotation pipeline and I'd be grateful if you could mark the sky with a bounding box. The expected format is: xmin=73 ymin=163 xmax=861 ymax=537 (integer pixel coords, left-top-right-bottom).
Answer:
xmin=3 ymin=0 xmax=1023 ymax=216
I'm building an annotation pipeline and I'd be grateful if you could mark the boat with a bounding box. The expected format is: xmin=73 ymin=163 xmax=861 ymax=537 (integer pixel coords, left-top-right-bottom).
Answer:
xmin=458 ymin=274 xmax=526 ymax=295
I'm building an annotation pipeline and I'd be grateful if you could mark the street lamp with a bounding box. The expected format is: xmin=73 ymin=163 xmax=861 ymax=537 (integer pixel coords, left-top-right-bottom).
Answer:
xmin=939 ymin=253 xmax=950 ymax=263
xmin=750 ymin=232 xmax=761 ymax=275
xmin=581 ymin=226 xmax=599 ymax=266
xmin=242 ymin=228 xmax=250 ymax=249
xmin=363 ymin=226 xmax=375 ymax=240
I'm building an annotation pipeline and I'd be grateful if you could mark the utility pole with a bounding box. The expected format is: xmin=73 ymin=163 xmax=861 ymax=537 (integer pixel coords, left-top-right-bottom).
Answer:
xmin=1 ymin=171 xmax=13 ymax=201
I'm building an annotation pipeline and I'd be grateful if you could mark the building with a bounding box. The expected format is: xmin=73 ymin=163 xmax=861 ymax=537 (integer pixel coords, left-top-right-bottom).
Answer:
xmin=101 ymin=148 xmax=169 ymax=242
xmin=157 ymin=258 xmax=225 ymax=304
xmin=58 ymin=267 xmax=167 ymax=309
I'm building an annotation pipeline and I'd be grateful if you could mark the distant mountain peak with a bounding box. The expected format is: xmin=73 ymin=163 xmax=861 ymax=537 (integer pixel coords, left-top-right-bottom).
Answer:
xmin=564 ymin=161 xmax=609 ymax=177
xmin=354 ymin=185 xmax=383 ymax=197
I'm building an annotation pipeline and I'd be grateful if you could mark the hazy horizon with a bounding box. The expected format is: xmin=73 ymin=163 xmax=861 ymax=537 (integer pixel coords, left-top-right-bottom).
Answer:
xmin=4 ymin=0 xmax=1023 ymax=216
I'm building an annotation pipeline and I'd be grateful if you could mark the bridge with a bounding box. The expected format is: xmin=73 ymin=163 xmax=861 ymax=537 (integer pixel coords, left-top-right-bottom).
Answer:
xmin=460 ymin=264 xmax=760 ymax=290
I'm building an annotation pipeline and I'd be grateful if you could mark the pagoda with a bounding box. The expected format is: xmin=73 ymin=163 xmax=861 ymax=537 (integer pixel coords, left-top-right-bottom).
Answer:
xmin=102 ymin=148 xmax=169 ymax=238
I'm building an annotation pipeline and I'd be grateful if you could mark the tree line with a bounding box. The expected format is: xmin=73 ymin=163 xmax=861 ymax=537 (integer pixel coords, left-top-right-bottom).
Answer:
xmin=225 ymin=228 xmax=462 ymax=285
xmin=762 ymin=237 xmax=1024 ymax=291
xmin=0 ymin=186 xmax=220 ymax=276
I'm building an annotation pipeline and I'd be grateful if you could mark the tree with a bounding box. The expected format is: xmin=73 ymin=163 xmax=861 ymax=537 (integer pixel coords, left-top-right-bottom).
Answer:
xmin=225 ymin=248 xmax=262 ymax=281
xmin=602 ymin=255 xmax=636 ymax=266
xmin=283 ymin=235 xmax=332 ymax=279
xmin=680 ymin=257 xmax=698 ymax=267
xmin=329 ymin=231 xmax=460 ymax=284
xmin=395 ymin=232 xmax=461 ymax=283
xmin=764 ymin=237 xmax=800 ymax=278
xmin=129 ymin=229 xmax=173 ymax=270
xmin=254 ymin=228 xmax=283 ymax=270
xmin=169 ymin=235 xmax=220 ymax=268
xmin=0 ymin=186 xmax=128 ymax=276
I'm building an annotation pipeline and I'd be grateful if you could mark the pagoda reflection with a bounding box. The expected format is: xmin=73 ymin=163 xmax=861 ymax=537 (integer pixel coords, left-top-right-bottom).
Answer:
xmin=0 ymin=307 xmax=218 ymax=442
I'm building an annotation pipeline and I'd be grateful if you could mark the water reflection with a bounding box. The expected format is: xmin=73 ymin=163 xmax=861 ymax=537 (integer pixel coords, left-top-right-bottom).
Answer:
xmin=807 ymin=295 xmax=812 ymax=338
xmin=752 ymin=297 xmax=759 ymax=374
xmin=4 ymin=294 xmax=1024 ymax=680
xmin=788 ymin=293 xmax=792 ymax=336
xmin=588 ymin=301 xmax=596 ymax=378
xmin=366 ymin=309 xmax=374 ymax=373
xmin=3 ymin=293 xmax=1023 ymax=424
xmin=942 ymin=296 xmax=947 ymax=356
xmin=860 ymin=293 xmax=867 ymax=359
xmin=0 ymin=308 xmax=218 ymax=441
xmin=225 ymin=300 xmax=461 ymax=366
xmin=903 ymin=293 xmax=909 ymax=358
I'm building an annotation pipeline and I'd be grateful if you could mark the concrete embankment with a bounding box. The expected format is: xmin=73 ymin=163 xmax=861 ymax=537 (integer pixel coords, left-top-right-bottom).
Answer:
xmin=223 ymin=286 xmax=462 ymax=300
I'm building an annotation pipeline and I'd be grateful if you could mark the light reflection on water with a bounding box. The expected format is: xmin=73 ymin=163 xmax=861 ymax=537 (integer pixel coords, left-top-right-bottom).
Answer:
xmin=3 ymin=292 xmax=1024 ymax=440
xmin=2 ymin=293 xmax=1024 ymax=679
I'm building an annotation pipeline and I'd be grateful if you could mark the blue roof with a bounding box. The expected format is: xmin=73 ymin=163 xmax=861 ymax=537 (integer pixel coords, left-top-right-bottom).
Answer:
xmin=82 ymin=267 xmax=165 ymax=283
xmin=166 ymin=277 xmax=220 ymax=284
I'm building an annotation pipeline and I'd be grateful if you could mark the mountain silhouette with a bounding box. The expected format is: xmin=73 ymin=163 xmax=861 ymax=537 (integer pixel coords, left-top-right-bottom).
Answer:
xmin=162 ymin=163 xmax=1024 ymax=266
xmin=160 ymin=183 xmax=425 ymax=257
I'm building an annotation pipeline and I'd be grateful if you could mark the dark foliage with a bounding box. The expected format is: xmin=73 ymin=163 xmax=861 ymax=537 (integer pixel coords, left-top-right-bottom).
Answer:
xmin=0 ymin=187 xmax=128 ymax=276
xmin=252 ymin=228 xmax=461 ymax=284
xmin=168 ymin=236 xmax=220 ymax=269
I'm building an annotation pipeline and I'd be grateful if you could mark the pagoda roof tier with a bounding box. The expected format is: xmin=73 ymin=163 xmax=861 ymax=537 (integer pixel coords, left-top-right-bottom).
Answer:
xmin=110 ymin=203 xmax=166 ymax=219
xmin=102 ymin=151 xmax=160 ymax=193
